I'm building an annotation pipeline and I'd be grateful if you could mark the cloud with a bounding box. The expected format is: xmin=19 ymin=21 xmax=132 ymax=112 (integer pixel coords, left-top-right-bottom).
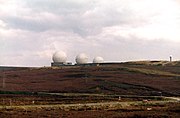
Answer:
xmin=1 ymin=0 xmax=150 ymax=34
xmin=0 ymin=0 xmax=180 ymax=66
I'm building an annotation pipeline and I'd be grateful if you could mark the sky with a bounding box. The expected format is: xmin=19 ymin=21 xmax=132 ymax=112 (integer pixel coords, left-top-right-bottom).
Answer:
xmin=0 ymin=0 xmax=180 ymax=66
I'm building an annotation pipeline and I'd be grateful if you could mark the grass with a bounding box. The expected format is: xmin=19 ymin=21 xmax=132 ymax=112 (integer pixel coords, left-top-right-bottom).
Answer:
xmin=0 ymin=98 xmax=178 ymax=111
xmin=121 ymin=67 xmax=180 ymax=77
xmin=96 ymin=65 xmax=180 ymax=77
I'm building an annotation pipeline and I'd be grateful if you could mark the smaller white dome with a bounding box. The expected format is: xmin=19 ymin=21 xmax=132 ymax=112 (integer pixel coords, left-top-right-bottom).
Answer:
xmin=76 ymin=53 xmax=88 ymax=64
xmin=93 ymin=56 xmax=104 ymax=63
xmin=52 ymin=51 xmax=67 ymax=63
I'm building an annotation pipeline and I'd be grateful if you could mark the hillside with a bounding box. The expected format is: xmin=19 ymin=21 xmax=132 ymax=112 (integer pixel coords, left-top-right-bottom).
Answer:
xmin=0 ymin=61 xmax=180 ymax=96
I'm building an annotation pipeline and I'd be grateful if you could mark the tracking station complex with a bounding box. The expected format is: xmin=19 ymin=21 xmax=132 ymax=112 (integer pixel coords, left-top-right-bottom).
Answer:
xmin=51 ymin=51 xmax=105 ymax=67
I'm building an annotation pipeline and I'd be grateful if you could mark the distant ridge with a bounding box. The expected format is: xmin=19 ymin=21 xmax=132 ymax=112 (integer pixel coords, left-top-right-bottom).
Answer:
xmin=0 ymin=66 xmax=29 ymax=71
xmin=124 ymin=60 xmax=180 ymax=66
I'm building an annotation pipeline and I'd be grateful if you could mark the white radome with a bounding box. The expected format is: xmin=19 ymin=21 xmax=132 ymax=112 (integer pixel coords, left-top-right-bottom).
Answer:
xmin=76 ymin=53 xmax=88 ymax=64
xmin=93 ymin=56 xmax=104 ymax=63
xmin=52 ymin=51 xmax=67 ymax=63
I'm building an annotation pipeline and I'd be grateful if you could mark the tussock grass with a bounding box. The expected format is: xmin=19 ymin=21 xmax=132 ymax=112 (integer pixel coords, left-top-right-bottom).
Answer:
xmin=124 ymin=67 xmax=180 ymax=77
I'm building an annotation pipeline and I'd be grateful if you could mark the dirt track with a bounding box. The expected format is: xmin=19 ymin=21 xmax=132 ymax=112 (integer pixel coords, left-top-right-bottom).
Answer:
xmin=0 ymin=97 xmax=179 ymax=110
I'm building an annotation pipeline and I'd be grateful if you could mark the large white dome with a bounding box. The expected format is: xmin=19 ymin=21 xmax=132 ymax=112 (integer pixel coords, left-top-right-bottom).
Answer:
xmin=93 ymin=56 xmax=104 ymax=63
xmin=52 ymin=51 xmax=67 ymax=63
xmin=76 ymin=53 xmax=88 ymax=64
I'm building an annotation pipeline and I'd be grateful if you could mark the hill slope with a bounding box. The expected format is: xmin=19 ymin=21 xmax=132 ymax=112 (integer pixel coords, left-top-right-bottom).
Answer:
xmin=0 ymin=62 xmax=180 ymax=96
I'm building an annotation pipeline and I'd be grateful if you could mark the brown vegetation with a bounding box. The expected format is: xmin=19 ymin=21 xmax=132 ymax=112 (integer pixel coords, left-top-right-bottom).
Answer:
xmin=0 ymin=62 xmax=180 ymax=96
xmin=0 ymin=94 xmax=179 ymax=118
xmin=0 ymin=61 xmax=180 ymax=117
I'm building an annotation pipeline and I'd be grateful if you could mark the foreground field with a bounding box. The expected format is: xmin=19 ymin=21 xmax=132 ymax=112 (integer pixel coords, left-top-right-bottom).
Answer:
xmin=0 ymin=94 xmax=179 ymax=118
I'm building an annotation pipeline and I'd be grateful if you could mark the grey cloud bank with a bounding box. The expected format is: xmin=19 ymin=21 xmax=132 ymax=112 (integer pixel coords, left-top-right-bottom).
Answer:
xmin=0 ymin=0 xmax=180 ymax=66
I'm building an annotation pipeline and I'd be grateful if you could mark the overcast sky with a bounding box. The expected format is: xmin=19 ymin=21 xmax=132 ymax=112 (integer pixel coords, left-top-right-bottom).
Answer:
xmin=0 ymin=0 xmax=180 ymax=66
